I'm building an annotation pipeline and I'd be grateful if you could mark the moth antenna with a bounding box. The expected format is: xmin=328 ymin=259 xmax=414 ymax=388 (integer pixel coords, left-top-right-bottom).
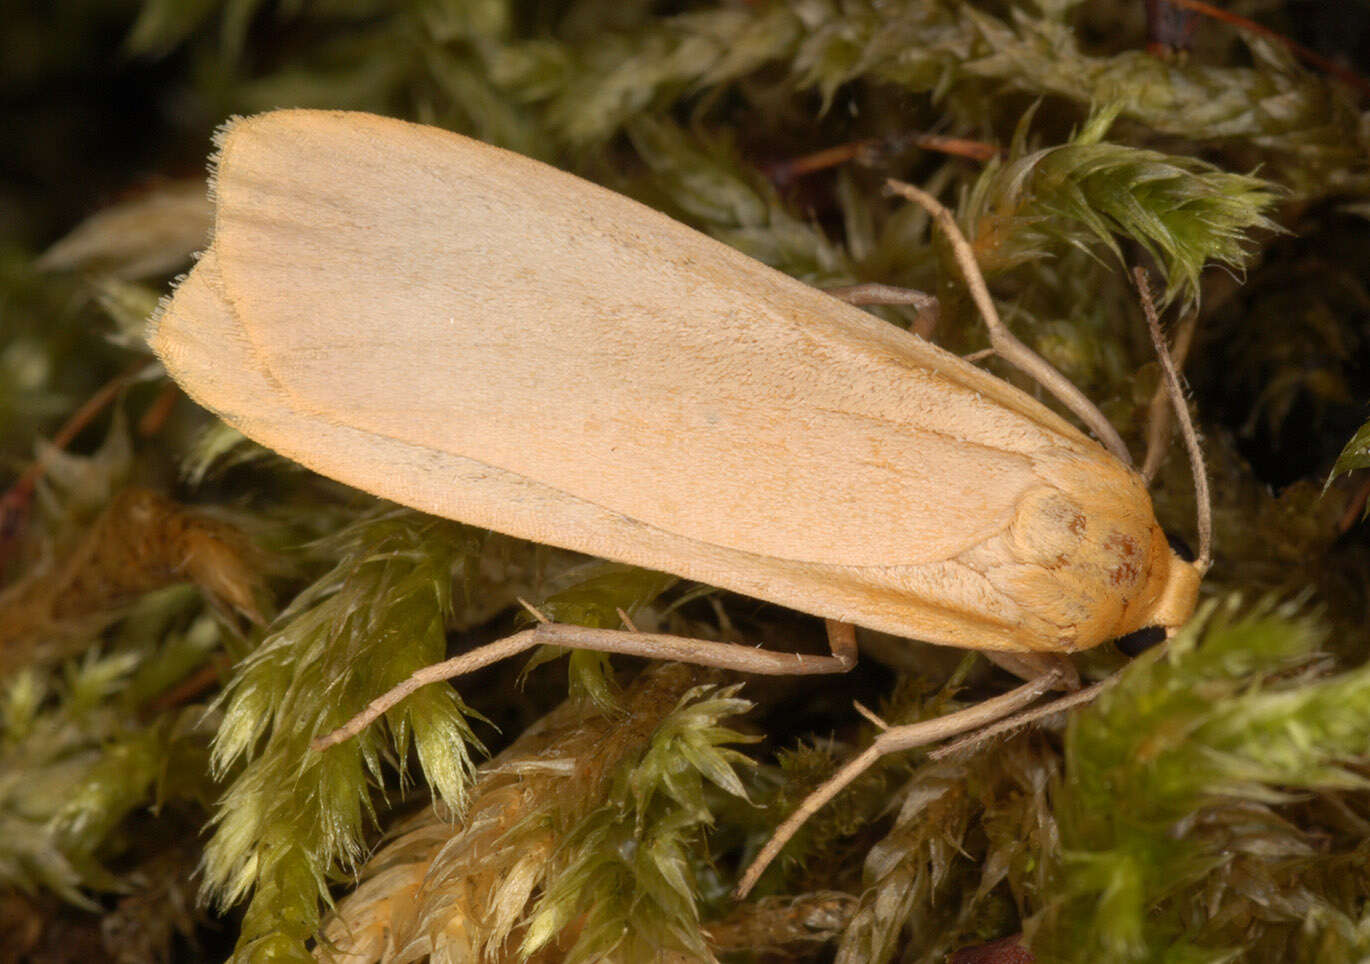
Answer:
xmin=1140 ymin=309 xmax=1199 ymax=482
xmin=885 ymin=179 xmax=1132 ymax=466
xmin=1133 ymin=267 xmax=1212 ymax=572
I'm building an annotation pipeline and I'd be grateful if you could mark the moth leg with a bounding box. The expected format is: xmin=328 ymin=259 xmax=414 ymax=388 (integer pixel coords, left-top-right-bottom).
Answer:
xmin=823 ymin=283 xmax=939 ymax=340
xmin=929 ymin=676 xmax=1113 ymax=762
xmin=885 ymin=179 xmax=1133 ymax=466
xmin=984 ymin=650 xmax=1080 ymax=690
xmin=733 ymin=665 xmax=1068 ymax=899
xmin=311 ymin=617 xmax=859 ymax=752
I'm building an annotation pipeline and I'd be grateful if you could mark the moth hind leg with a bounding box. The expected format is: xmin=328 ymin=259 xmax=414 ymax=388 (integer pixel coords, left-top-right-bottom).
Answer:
xmin=311 ymin=615 xmax=859 ymax=752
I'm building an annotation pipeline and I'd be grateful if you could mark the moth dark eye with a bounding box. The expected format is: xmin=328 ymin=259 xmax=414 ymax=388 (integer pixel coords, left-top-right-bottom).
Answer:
xmin=1114 ymin=624 xmax=1167 ymax=657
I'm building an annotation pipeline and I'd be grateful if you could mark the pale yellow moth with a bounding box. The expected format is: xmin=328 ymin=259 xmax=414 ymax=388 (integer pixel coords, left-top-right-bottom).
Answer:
xmin=148 ymin=110 xmax=1205 ymax=884
xmin=150 ymin=107 xmax=1199 ymax=645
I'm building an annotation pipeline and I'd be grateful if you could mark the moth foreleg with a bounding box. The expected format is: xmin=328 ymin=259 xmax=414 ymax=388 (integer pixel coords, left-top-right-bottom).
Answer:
xmin=886 ymin=178 xmax=1133 ymax=466
xmin=823 ymin=283 xmax=939 ymax=340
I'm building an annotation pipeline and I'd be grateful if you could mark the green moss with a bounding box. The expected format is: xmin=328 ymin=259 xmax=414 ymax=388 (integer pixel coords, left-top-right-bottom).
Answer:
xmin=5 ymin=1 xmax=1370 ymax=960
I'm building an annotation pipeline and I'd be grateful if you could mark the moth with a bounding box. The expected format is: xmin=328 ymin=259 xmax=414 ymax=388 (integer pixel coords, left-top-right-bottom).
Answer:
xmin=150 ymin=109 xmax=1202 ymax=671
xmin=150 ymin=109 xmax=1211 ymax=896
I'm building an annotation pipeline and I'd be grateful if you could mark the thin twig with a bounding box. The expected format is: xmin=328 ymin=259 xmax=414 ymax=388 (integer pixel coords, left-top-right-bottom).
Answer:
xmin=1168 ymin=0 xmax=1370 ymax=98
xmin=766 ymin=133 xmax=1001 ymax=184
xmin=0 ymin=361 xmax=153 ymax=566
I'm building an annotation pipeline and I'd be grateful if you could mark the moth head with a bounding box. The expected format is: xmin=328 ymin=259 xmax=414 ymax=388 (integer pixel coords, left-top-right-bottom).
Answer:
xmin=1145 ymin=534 xmax=1200 ymax=632
xmin=1143 ymin=551 xmax=1203 ymax=636
xmin=1115 ymin=533 xmax=1202 ymax=655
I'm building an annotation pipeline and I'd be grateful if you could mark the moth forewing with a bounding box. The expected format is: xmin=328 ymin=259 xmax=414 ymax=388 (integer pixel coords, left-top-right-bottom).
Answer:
xmin=149 ymin=109 xmax=1199 ymax=669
